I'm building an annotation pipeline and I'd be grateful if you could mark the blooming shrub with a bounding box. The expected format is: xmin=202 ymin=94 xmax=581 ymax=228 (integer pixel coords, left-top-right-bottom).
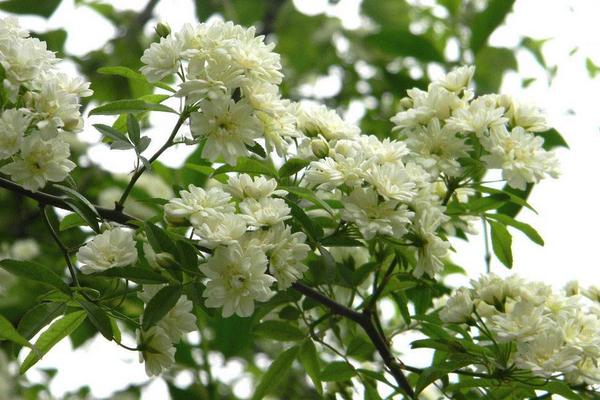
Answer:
xmin=0 ymin=15 xmax=591 ymax=400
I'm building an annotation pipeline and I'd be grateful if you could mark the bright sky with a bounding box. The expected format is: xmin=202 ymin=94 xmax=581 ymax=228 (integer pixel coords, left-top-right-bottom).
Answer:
xmin=4 ymin=0 xmax=600 ymax=398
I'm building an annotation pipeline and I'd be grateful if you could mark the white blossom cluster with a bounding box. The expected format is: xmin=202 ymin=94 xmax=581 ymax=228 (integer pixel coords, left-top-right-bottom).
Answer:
xmin=138 ymin=285 xmax=197 ymax=376
xmin=0 ymin=18 xmax=92 ymax=191
xmin=441 ymin=274 xmax=600 ymax=384
xmin=164 ymin=174 xmax=310 ymax=317
xmin=140 ymin=20 xmax=300 ymax=164
xmin=392 ymin=66 xmax=559 ymax=190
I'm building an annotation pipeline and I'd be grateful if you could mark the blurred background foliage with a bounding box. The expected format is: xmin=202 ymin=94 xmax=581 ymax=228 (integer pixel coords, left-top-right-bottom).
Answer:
xmin=0 ymin=0 xmax=560 ymax=399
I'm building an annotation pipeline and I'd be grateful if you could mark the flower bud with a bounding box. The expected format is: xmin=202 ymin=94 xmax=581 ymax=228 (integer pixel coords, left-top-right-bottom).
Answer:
xmin=154 ymin=22 xmax=171 ymax=38
xmin=310 ymin=138 xmax=329 ymax=158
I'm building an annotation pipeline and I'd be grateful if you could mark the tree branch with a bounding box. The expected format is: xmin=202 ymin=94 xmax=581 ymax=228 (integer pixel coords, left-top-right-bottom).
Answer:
xmin=292 ymin=281 xmax=415 ymax=398
xmin=0 ymin=177 xmax=137 ymax=227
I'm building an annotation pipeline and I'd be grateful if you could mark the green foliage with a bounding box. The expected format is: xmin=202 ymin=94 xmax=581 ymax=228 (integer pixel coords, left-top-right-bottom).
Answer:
xmin=20 ymin=311 xmax=87 ymax=374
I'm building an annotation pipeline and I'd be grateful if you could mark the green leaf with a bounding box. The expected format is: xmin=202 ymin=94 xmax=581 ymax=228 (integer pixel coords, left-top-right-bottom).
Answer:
xmin=0 ymin=0 xmax=61 ymax=17
xmin=415 ymin=359 xmax=472 ymax=395
xmin=474 ymin=47 xmax=517 ymax=93
xmin=89 ymin=99 xmax=177 ymax=116
xmin=93 ymin=123 xmax=132 ymax=145
xmin=0 ymin=259 xmax=71 ymax=295
xmin=252 ymin=346 xmax=299 ymax=400
xmin=145 ymin=222 xmax=178 ymax=256
xmin=283 ymin=198 xmax=323 ymax=242
xmin=538 ymin=127 xmax=569 ymax=150
xmin=54 ymin=184 xmax=101 ymax=233
xmin=298 ymin=340 xmax=322 ymax=394
xmin=78 ymin=300 xmax=113 ymax=341
xmin=0 ymin=314 xmax=33 ymax=348
xmin=279 ymin=186 xmax=333 ymax=215
xmin=469 ymin=0 xmax=516 ymax=54
xmin=17 ymin=302 xmax=66 ymax=342
xmin=142 ymin=285 xmax=182 ymax=331
xmin=246 ymin=142 xmax=267 ymax=158
xmin=253 ymin=321 xmax=304 ymax=342
xmin=541 ymin=381 xmax=582 ymax=400
xmin=365 ymin=29 xmax=444 ymax=62
xmin=127 ymin=114 xmax=141 ymax=147
xmin=59 ymin=213 xmax=87 ymax=231
xmin=489 ymin=220 xmax=513 ymax=268
xmin=279 ymin=158 xmax=309 ymax=178
xmin=95 ymin=266 xmax=168 ymax=284
xmin=474 ymin=185 xmax=536 ymax=213
xmin=320 ymin=361 xmax=357 ymax=382
xmin=212 ymin=157 xmax=278 ymax=178
xmin=97 ymin=66 xmax=176 ymax=92
xmin=391 ymin=291 xmax=411 ymax=325
xmin=20 ymin=311 xmax=87 ymax=374
xmin=485 ymin=213 xmax=543 ymax=246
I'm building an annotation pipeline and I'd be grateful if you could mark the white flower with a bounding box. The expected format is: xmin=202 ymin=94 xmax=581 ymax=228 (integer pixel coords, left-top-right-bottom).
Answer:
xmin=404 ymin=118 xmax=471 ymax=177
xmin=364 ymin=163 xmax=417 ymax=202
xmin=164 ymin=185 xmax=234 ymax=225
xmin=139 ymin=326 xmax=176 ymax=377
xmin=412 ymin=206 xmax=450 ymax=277
xmin=503 ymin=97 xmax=548 ymax=132
xmin=305 ymin=157 xmax=347 ymax=190
xmin=190 ymin=96 xmax=261 ymax=165
xmin=224 ymin=173 xmax=286 ymax=200
xmin=436 ymin=65 xmax=475 ymax=92
xmin=445 ymin=98 xmax=507 ymax=137
xmin=391 ymin=85 xmax=464 ymax=130
xmin=10 ymin=238 xmax=39 ymax=260
xmin=490 ymin=300 xmax=550 ymax=342
xmin=292 ymin=102 xmax=360 ymax=140
xmin=482 ymin=126 xmax=559 ymax=190
xmin=470 ymin=273 xmax=510 ymax=306
xmin=76 ymin=228 xmax=138 ymax=274
xmin=1 ymin=135 xmax=75 ymax=192
xmin=139 ymin=285 xmax=197 ymax=342
xmin=355 ymin=135 xmax=409 ymax=165
xmin=440 ymin=288 xmax=474 ymax=323
xmin=341 ymin=187 xmax=413 ymax=240
xmin=140 ymin=34 xmax=183 ymax=82
xmin=0 ymin=108 xmax=30 ymax=159
xmin=264 ymin=223 xmax=310 ymax=289
xmin=239 ymin=197 xmax=291 ymax=227
xmin=514 ymin=330 xmax=581 ymax=377
xmin=200 ymin=242 xmax=275 ymax=317
xmin=195 ymin=212 xmax=247 ymax=248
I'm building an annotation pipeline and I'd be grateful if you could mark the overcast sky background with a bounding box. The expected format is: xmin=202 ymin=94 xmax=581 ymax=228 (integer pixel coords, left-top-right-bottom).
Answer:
xmin=3 ymin=0 xmax=600 ymax=398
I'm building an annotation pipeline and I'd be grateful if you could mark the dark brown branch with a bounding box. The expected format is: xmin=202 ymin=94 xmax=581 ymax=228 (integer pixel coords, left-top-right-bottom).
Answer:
xmin=0 ymin=177 xmax=137 ymax=227
xmin=292 ymin=281 xmax=415 ymax=398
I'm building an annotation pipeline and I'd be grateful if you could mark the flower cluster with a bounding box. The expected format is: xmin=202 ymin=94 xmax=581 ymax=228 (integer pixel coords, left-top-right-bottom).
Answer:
xmin=441 ymin=274 xmax=600 ymax=384
xmin=141 ymin=20 xmax=299 ymax=164
xmin=164 ymin=174 xmax=310 ymax=317
xmin=138 ymin=285 xmax=197 ymax=376
xmin=0 ymin=18 xmax=92 ymax=191
xmin=392 ymin=66 xmax=559 ymax=190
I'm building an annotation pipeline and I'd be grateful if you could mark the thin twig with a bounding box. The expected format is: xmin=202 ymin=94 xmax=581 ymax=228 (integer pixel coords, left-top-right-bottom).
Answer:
xmin=116 ymin=111 xmax=189 ymax=211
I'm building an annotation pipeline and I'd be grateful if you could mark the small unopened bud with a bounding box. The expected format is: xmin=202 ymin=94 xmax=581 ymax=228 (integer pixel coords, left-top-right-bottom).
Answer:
xmin=154 ymin=22 xmax=171 ymax=38
xmin=399 ymin=97 xmax=413 ymax=109
xmin=164 ymin=213 xmax=187 ymax=226
xmin=100 ymin=222 xmax=112 ymax=233
xmin=310 ymin=138 xmax=329 ymax=158
xmin=155 ymin=252 xmax=176 ymax=268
